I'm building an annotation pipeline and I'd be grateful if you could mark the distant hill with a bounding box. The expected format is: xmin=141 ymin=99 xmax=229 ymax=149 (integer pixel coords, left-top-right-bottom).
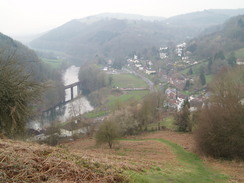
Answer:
xmin=186 ymin=15 xmax=244 ymax=58
xmin=166 ymin=9 xmax=244 ymax=28
xmin=81 ymin=13 xmax=165 ymax=22
xmin=30 ymin=19 xmax=185 ymax=64
xmin=30 ymin=9 xmax=244 ymax=64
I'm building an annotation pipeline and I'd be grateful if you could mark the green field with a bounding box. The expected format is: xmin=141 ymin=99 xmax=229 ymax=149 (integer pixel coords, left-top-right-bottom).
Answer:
xmin=180 ymin=61 xmax=207 ymax=76
xmin=83 ymin=110 xmax=108 ymax=118
xmin=112 ymin=73 xmax=148 ymax=88
xmin=107 ymin=90 xmax=149 ymax=108
xmin=147 ymin=116 xmax=177 ymax=131
xmin=235 ymin=48 xmax=244 ymax=59
xmin=42 ymin=58 xmax=64 ymax=68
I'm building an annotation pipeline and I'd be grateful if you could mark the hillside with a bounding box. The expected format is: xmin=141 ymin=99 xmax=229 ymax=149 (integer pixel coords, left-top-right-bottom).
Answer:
xmin=166 ymin=9 xmax=244 ymax=29
xmin=1 ymin=130 xmax=243 ymax=182
xmin=0 ymin=138 xmax=126 ymax=183
xmin=0 ymin=32 xmax=64 ymax=111
xmin=187 ymin=15 xmax=244 ymax=58
xmin=30 ymin=9 xmax=244 ymax=65
xmin=30 ymin=18 xmax=181 ymax=64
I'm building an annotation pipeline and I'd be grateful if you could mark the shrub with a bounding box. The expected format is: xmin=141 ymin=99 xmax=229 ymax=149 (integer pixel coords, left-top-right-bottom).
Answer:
xmin=95 ymin=120 xmax=120 ymax=149
xmin=194 ymin=67 xmax=244 ymax=159
xmin=0 ymin=58 xmax=42 ymax=138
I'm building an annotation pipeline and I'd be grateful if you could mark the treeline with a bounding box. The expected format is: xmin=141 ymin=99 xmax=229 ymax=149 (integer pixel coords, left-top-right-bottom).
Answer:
xmin=78 ymin=64 xmax=109 ymax=95
xmin=77 ymin=64 xmax=113 ymax=108
xmin=187 ymin=15 xmax=244 ymax=59
xmin=95 ymin=91 xmax=166 ymax=148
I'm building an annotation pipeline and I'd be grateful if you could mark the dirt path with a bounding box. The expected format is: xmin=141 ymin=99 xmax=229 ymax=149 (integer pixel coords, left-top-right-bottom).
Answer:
xmin=135 ymin=130 xmax=244 ymax=183
xmin=65 ymin=130 xmax=244 ymax=182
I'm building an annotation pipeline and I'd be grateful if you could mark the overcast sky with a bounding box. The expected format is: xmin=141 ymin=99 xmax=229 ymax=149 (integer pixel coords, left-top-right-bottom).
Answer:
xmin=0 ymin=0 xmax=243 ymax=37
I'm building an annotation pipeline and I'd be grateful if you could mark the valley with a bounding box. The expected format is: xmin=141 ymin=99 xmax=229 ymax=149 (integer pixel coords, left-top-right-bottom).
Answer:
xmin=0 ymin=6 xmax=244 ymax=183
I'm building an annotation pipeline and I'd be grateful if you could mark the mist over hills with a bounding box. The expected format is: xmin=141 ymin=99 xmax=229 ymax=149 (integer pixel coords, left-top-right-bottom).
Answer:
xmin=30 ymin=9 xmax=244 ymax=64
xmin=187 ymin=15 xmax=244 ymax=58
xmin=166 ymin=9 xmax=244 ymax=27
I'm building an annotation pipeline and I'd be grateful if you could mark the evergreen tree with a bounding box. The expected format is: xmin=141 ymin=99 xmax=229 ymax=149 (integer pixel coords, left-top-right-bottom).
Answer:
xmin=199 ymin=71 xmax=206 ymax=86
xmin=227 ymin=52 xmax=236 ymax=67
xmin=214 ymin=51 xmax=225 ymax=61
xmin=207 ymin=58 xmax=213 ymax=74
xmin=175 ymin=99 xmax=191 ymax=132
xmin=184 ymin=80 xmax=190 ymax=90
xmin=188 ymin=68 xmax=193 ymax=75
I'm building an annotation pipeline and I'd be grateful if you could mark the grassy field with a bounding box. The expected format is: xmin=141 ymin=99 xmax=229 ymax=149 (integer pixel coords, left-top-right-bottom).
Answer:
xmin=235 ymin=48 xmax=244 ymax=59
xmin=83 ymin=110 xmax=108 ymax=118
xmin=42 ymin=58 xmax=64 ymax=68
xmin=111 ymin=73 xmax=148 ymax=88
xmin=180 ymin=61 xmax=207 ymax=76
xmin=147 ymin=116 xmax=177 ymax=131
xmin=205 ymin=74 xmax=213 ymax=83
xmin=107 ymin=90 xmax=149 ymax=108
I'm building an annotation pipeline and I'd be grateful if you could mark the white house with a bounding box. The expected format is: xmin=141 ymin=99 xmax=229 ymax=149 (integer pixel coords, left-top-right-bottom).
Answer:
xmin=145 ymin=69 xmax=156 ymax=75
xmin=237 ymin=59 xmax=244 ymax=65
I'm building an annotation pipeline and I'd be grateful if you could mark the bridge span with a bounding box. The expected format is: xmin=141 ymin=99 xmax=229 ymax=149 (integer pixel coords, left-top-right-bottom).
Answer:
xmin=42 ymin=81 xmax=82 ymax=120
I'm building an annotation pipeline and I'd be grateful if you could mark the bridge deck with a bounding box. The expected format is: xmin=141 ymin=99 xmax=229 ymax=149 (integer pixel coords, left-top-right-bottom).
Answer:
xmin=64 ymin=81 xmax=81 ymax=89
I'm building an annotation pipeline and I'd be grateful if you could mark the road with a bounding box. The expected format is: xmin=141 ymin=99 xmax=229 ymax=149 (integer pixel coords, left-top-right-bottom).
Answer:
xmin=123 ymin=68 xmax=156 ymax=92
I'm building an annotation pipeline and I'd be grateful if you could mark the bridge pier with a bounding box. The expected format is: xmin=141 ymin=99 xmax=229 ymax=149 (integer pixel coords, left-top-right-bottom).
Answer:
xmin=71 ymin=86 xmax=74 ymax=100
xmin=41 ymin=81 xmax=82 ymax=121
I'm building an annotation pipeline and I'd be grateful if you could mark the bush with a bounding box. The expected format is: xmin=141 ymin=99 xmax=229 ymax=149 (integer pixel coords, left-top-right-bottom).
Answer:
xmin=44 ymin=134 xmax=60 ymax=146
xmin=95 ymin=120 xmax=120 ymax=149
xmin=0 ymin=58 xmax=42 ymax=138
xmin=194 ymin=67 xmax=244 ymax=159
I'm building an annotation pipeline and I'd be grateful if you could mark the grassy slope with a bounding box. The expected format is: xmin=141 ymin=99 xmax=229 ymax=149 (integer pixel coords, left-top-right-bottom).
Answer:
xmin=147 ymin=116 xmax=177 ymax=131
xmin=2 ymin=129 xmax=242 ymax=183
xmin=126 ymin=139 xmax=228 ymax=183
xmin=107 ymin=90 xmax=148 ymax=107
xmin=235 ymin=48 xmax=244 ymax=59
xmin=108 ymin=73 xmax=148 ymax=107
xmin=0 ymin=138 xmax=127 ymax=183
xmin=41 ymin=58 xmax=64 ymax=68
xmin=111 ymin=73 xmax=148 ymax=88
xmin=83 ymin=73 xmax=149 ymax=118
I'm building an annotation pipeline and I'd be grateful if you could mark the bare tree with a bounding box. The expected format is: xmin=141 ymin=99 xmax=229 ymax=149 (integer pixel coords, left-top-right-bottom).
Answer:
xmin=195 ymin=67 xmax=244 ymax=159
xmin=95 ymin=119 xmax=120 ymax=149
xmin=0 ymin=57 xmax=43 ymax=138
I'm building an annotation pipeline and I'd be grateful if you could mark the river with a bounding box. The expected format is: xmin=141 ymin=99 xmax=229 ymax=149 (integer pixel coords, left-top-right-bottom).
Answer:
xmin=28 ymin=65 xmax=93 ymax=130
xmin=59 ymin=65 xmax=93 ymax=122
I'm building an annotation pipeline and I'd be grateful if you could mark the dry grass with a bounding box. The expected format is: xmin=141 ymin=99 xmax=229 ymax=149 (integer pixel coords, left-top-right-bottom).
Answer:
xmin=0 ymin=139 xmax=127 ymax=183
xmin=138 ymin=130 xmax=244 ymax=183
xmin=1 ymin=130 xmax=243 ymax=182
xmin=66 ymin=138 xmax=178 ymax=171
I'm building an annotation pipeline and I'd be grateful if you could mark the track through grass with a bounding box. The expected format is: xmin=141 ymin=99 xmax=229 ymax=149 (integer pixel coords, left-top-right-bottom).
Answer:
xmin=124 ymin=138 xmax=229 ymax=183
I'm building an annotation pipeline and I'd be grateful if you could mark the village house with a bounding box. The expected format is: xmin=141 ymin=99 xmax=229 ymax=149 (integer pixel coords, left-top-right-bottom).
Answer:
xmin=237 ymin=58 xmax=244 ymax=65
xmin=169 ymin=76 xmax=186 ymax=90
xmin=189 ymin=98 xmax=203 ymax=112
xmin=165 ymin=88 xmax=177 ymax=99
xmin=145 ymin=69 xmax=156 ymax=75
